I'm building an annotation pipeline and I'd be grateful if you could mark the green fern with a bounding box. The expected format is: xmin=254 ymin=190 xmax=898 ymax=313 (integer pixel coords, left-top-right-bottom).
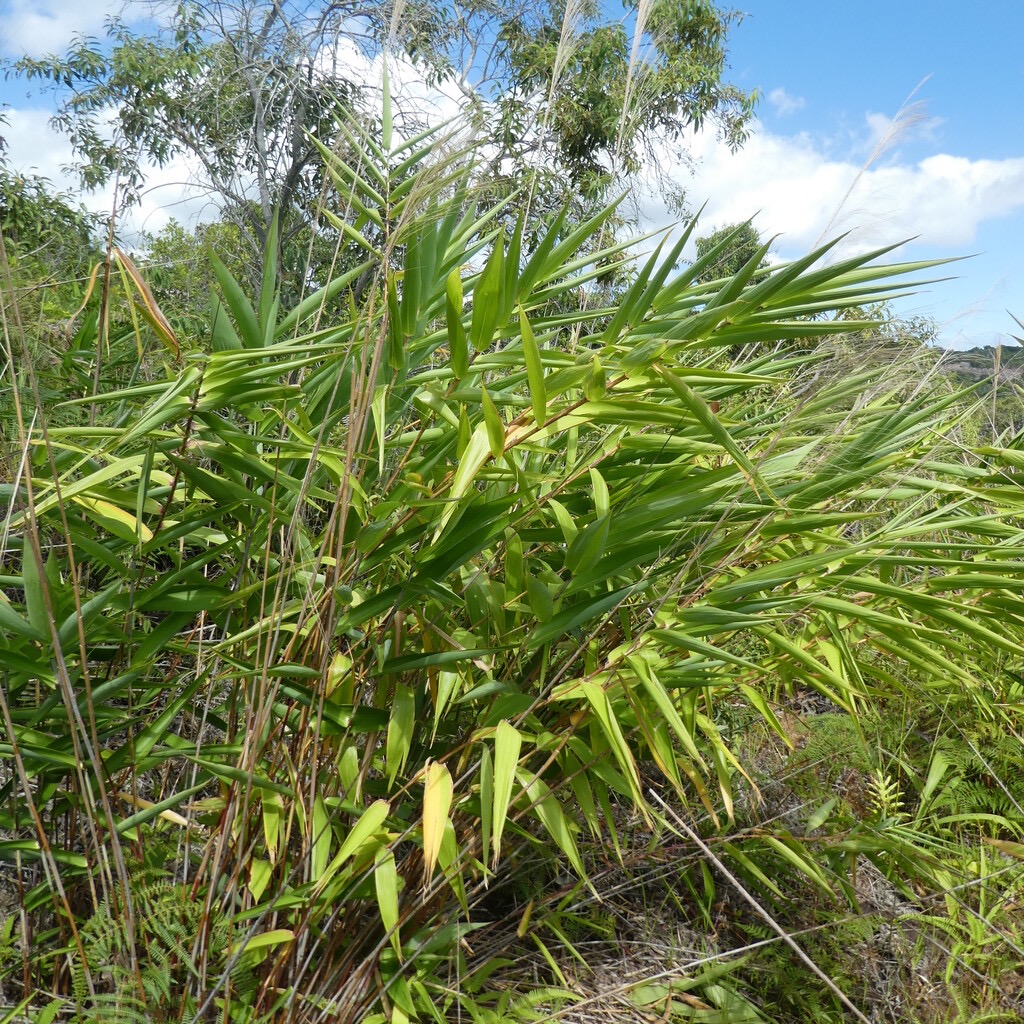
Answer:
xmin=68 ymin=866 xmax=249 ymax=1023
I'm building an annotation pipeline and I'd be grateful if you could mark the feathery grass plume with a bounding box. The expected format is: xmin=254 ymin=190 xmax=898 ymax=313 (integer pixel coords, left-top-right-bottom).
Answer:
xmin=613 ymin=0 xmax=656 ymax=174
xmin=816 ymin=76 xmax=934 ymax=249
xmin=523 ymin=0 xmax=590 ymax=221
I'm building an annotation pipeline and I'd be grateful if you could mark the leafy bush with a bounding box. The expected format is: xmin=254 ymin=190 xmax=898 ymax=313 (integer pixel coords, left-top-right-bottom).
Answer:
xmin=3 ymin=92 xmax=1024 ymax=1022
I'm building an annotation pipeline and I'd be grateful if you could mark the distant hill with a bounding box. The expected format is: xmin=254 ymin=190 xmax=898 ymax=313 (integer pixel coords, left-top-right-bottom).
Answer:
xmin=938 ymin=344 xmax=1024 ymax=384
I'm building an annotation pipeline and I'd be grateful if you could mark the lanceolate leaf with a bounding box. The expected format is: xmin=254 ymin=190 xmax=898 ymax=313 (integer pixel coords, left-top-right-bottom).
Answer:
xmin=481 ymin=385 xmax=505 ymax=459
xmin=314 ymin=800 xmax=390 ymax=895
xmin=519 ymin=306 xmax=547 ymax=426
xmin=447 ymin=268 xmax=468 ymax=377
xmin=491 ymin=720 xmax=522 ymax=867
xmin=422 ymin=760 xmax=453 ymax=880
xmin=470 ymin=231 xmax=505 ymax=351
xmin=375 ymin=848 xmax=402 ymax=958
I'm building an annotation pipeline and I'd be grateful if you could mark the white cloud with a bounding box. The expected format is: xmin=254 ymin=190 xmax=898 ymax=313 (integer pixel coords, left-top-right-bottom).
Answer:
xmin=1 ymin=105 xmax=211 ymax=241
xmin=648 ymin=120 xmax=1024 ymax=257
xmin=1 ymin=0 xmax=124 ymax=57
xmin=767 ymin=87 xmax=805 ymax=117
xmin=1 ymin=39 xmax=467 ymax=243
xmin=319 ymin=37 xmax=465 ymax=140
xmin=634 ymin=120 xmax=1024 ymax=348
xmin=4 ymin=11 xmax=1021 ymax=349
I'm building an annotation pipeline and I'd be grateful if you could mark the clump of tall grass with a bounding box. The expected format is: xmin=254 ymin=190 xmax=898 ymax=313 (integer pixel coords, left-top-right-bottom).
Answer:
xmin=2 ymin=19 xmax=1024 ymax=1024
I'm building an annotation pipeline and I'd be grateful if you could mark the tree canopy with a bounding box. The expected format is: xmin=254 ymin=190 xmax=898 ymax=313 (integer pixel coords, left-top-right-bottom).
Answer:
xmin=8 ymin=0 xmax=756 ymax=272
xmin=693 ymin=219 xmax=770 ymax=282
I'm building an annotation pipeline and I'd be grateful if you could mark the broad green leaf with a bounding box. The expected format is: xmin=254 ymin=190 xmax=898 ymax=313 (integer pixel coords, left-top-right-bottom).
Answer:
xmin=516 ymin=769 xmax=587 ymax=881
xmin=627 ymin=655 xmax=705 ymax=767
xmin=518 ymin=306 xmax=547 ymax=426
xmin=20 ymin=539 xmax=48 ymax=640
xmin=311 ymin=793 xmax=331 ymax=881
xmin=481 ymin=385 xmax=505 ymax=459
xmin=375 ymin=848 xmax=402 ymax=958
xmin=760 ymin=834 xmax=833 ymax=895
xmin=806 ymin=799 xmax=837 ymax=834
xmin=436 ymin=819 xmax=468 ymax=913
xmin=184 ymin=755 xmax=293 ymax=796
xmin=314 ymin=800 xmax=390 ymax=895
xmin=0 ymin=596 xmax=40 ymax=641
xmin=73 ymin=496 xmax=153 ymax=544
xmin=470 ymin=231 xmax=505 ymax=351
xmin=432 ymin=669 xmax=461 ymax=738
xmin=654 ymin=363 xmax=771 ymax=499
xmin=530 ymin=586 xmax=637 ymax=647
xmin=517 ymin=200 xmax=570 ymax=299
xmin=386 ymin=685 xmax=416 ymax=788
xmin=919 ymin=751 xmax=951 ymax=812
xmin=211 ymin=252 xmax=262 ymax=348
xmin=546 ymin=498 xmax=578 ymax=545
xmin=240 ymin=929 xmax=295 ymax=955
xmin=579 ymin=681 xmax=643 ymax=807
xmin=447 ymin=269 xmax=468 ymax=377
xmin=372 ymin=385 xmax=388 ymax=474
xmin=248 ymin=858 xmax=273 ymax=903
xmin=565 ymin=515 xmax=609 ymax=577
xmin=479 ymin=743 xmax=494 ymax=870
xmin=258 ymin=210 xmax=280 ymax=339
xmin=504 ymin=530 xmax=524 ymax=601
xmin=386 ymin=273 xmax=405 ymax=370
xmin=583 ymin=355 xmax=606 ymax=401
xmin=589 ymin=467 xmax=610 ymax=519
xmin=492 ymin=720 xmax=522 ymax=867
xmin=434 ymin=423 xmax=491 ymax=539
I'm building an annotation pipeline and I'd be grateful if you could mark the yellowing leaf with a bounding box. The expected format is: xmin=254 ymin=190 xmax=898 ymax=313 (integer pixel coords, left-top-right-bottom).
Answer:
xmin=985 ymin=838 xmax=1024 ymax=860
xmin=422 ymin=760 xmax=453 ymax=880
xmin=262 ymin=792 xmax=284 ymax=864
xmin=73 ymin=496 xmax=153 ymax=544
xmin=114 ymin=247 xmax=180 ymax=357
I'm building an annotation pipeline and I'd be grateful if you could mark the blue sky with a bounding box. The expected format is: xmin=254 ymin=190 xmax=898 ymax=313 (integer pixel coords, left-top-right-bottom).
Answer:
xmin=1 ymin=0 xmax=1022 ymax=349
xmin=687 ymin=1 xmax=1024 ymax=348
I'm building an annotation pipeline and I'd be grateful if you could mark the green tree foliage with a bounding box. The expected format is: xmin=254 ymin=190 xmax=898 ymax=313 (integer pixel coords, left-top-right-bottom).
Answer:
xmin=0 ymin=168 xmax=98 ymax=286
xmin=498 ymin=0 xmax=756 ymax=188
xmin=8 ymin=0 xmax=755 ymax=282
xmin=693 ymin=219 xmax=769 ymax=282
xmin=0 ymin=167 xmax=103 ymax=448
xmin=142 ymin=218 xmax=248 ymax=332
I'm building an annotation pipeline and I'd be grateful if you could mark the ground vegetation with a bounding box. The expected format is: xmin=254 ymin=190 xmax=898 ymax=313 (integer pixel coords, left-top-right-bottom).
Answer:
xmin=1 ymin=6 xmax=1023 ymax=1023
